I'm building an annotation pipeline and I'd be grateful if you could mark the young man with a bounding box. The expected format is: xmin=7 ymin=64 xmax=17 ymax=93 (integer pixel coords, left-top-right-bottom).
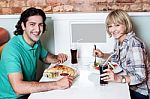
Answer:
xmin=0 ymin=7 xmax=74 ymax=99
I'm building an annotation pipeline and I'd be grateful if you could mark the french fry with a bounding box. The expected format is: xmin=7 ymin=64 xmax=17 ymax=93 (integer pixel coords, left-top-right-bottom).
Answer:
xmin=108 ymin=62 xmax=115 ymax=70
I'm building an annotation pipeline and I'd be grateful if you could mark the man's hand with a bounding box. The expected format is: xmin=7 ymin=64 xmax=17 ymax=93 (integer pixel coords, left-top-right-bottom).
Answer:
xmin=43 ymin=53 xmax=68 ymax=64
xmin=55 ymin=76 xmax=74 ymax=89
xmin=57 ymin=53 xmax=68 ymax=64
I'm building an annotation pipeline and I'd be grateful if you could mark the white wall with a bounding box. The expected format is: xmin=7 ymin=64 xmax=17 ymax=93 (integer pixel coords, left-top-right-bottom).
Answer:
xmin=131 ymin=16 xmax=150 ymax=56
xmin=51 ymin=12 xmax=150 ymax=60
xmin=1 ymin=13 xmax=150 ymax=59
xmin=52 ymin=13 xmax=114 ymax=59
xmin=1 ymin=12 xmax=150 ymax=79
xmin=0 ymin=15 xmax=19 ymax=38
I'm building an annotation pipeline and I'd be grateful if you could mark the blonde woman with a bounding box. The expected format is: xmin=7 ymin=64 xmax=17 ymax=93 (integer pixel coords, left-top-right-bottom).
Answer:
xmin=94 ymin=9 xmax=149 ymax=99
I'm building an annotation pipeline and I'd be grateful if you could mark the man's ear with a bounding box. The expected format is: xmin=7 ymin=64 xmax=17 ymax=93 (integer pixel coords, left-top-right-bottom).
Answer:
xmin=21 ymin=22 xmax=25 ymax=30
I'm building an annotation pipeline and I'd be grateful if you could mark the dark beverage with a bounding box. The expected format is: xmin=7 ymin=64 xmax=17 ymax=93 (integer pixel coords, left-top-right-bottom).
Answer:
xmin=70 ymin=49 xmax=77 ymax=64
xmin=100 ymin=65 xmax=108 ymax=85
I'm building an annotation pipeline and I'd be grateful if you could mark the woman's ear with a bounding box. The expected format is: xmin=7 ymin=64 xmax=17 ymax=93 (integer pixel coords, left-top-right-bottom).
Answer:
xmin=21 ymin=22 xmax=25 ymax=30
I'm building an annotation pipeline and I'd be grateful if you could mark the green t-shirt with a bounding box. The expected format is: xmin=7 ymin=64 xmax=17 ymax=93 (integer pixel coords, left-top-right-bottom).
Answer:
xmin=0 ymin=35 xmax=48 ymax=99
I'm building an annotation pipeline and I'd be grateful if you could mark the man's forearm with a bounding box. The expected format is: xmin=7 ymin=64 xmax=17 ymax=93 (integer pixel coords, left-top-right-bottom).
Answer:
xmin=43 ymin=52 xmax=58 ymax=64
xmin=14 ymin=81 xmax=57 ymax=95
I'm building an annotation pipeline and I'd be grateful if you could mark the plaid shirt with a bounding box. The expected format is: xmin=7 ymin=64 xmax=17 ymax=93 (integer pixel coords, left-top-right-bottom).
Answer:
xmin=111 ymin=32 xmax=149 ymax=96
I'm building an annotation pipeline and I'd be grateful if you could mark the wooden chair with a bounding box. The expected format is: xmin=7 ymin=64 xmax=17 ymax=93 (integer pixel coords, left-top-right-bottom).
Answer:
xmin=0 ymin=27 xmax=10 ymax=56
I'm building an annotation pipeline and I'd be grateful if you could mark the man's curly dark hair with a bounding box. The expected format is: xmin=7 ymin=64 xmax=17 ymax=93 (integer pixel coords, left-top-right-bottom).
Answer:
xmin=14 ymin=7 xmax=46 ymax=35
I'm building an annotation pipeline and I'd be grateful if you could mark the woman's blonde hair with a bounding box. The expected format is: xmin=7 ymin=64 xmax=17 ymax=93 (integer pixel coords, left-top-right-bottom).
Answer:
xmin=106 ymin=9 xmax=133 ymax=37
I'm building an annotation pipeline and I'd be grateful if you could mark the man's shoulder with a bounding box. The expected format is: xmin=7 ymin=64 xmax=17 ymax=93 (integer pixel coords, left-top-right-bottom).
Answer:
xmin=6 ymin=35 xmax=22 ymax=46
xmin=2 ymin=36 xmax=23 ymax=54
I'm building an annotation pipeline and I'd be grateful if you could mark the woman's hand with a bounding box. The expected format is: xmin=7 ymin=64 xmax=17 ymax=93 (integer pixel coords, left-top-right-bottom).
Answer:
xmin=93 ymin=48 xmax=104 ymax=58
xmin=100 ymin=67 xmax=129 ymax=83
xmin=100 ymin=68 xmax=117 ymax=82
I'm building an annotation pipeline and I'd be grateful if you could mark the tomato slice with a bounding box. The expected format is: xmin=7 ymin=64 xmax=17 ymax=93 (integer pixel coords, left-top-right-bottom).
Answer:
xmin=113 ymin=64 xmax=118 ymax=67
xmin=95 ymin=66 xmax=99 ymax=70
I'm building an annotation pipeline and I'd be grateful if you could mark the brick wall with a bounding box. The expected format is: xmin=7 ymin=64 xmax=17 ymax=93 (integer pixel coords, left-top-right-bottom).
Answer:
xmin=0 ymin=0 xmax=150 ymax=15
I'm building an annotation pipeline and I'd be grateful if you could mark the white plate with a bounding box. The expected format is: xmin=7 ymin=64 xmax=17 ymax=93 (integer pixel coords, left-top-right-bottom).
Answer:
xmin=42 ymin=64 xmax=79 ymax=81
xmin=41 ymin=75 xmax=68 ymax=82
xmin=40 ymin=76 xmax=63 ymax=82
xmin=90 ymin=62 xmax=123 ymax=74
xmin=89 ymin=64 xmax=100 ymax=74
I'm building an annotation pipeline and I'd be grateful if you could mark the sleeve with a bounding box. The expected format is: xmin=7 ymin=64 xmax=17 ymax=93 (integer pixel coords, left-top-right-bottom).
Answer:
xmin=38 ymin=41 xmax=48 ymax=59
xmin=111 ymin=41 xmax=120 ymax=63
xmin=2 ymin=45 xmax=22 ymax=74
xmin=127 ymin=41 xmax=147 ymax=85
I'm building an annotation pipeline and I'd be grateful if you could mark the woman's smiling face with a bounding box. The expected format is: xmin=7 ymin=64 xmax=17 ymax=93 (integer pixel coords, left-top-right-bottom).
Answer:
xmin=108 ymin=23 xmax=127 ymax=42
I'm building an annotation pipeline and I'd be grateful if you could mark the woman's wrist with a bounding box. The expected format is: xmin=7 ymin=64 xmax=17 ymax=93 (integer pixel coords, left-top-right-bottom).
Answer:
xmin=99 ymin=52 xmax=104 ymax=58
xmin=114 ymin=75 xmax=121 ymax=82
xmin=114 ymin=75 xmax=130 ymax=83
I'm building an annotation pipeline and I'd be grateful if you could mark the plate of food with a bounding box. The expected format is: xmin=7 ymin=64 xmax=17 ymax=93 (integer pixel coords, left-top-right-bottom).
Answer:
xmin=89 ymin=62 xmax=101 ymax=74
xmin=90 ymin=62 xmax=123 ymax=74
xmin=43 ymin=64 xmax=79 ymax=80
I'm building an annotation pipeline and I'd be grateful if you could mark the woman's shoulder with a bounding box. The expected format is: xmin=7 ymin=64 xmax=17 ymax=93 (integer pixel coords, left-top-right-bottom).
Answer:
xmin=129 ymin=36 xmax=145 ymax=48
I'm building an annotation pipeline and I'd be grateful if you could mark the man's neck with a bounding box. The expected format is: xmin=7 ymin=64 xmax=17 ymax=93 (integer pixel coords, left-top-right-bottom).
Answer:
xmin=22 ymin=34 xmax=35 ymax=47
